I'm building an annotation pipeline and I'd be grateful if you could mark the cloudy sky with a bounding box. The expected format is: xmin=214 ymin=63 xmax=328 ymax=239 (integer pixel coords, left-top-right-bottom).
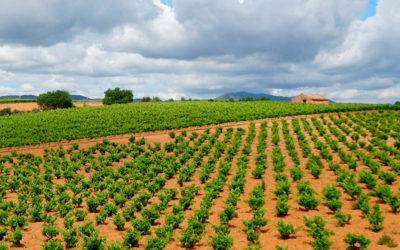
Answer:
xmin=0 ymin=0 xmax=398 ymax=103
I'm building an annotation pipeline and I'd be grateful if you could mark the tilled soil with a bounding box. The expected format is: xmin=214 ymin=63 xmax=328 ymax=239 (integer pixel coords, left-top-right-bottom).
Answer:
xmin=0 ymin=101 xmax=102 ymax=112
xmin=1 ymin=111 xmax=399 ymax=250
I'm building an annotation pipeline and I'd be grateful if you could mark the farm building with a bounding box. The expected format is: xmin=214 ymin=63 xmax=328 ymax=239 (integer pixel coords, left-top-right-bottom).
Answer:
xmin=291 ymin=93 xmax=329 ymax=104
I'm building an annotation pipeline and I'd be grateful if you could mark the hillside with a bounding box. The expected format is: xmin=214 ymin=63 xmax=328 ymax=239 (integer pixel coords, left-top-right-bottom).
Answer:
xmin=216 ymin=91 xmax=292 ymax=101
xmin=0 ymin=94 xmax=97 ymax=101
xmin=0 ymin=100 xmax=393 ymax=147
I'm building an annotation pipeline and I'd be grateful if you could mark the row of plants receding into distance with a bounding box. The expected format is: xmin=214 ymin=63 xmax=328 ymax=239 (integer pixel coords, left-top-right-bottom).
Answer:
xmin=0 ymin=95 xmax=399 ymax=148
xmin=0 ymin=110 xmax=398 ymax=249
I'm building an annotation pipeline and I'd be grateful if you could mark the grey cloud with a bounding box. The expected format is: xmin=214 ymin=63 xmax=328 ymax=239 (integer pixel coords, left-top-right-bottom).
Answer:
xmin=0 ymin=0 xmax=160 ymax=46
xmin=0 ymin=0 xmax=400 ymax=104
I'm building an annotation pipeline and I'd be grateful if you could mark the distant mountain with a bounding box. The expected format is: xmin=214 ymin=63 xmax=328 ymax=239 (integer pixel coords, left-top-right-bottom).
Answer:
xmin=217 ymin=92 xmax=292 ymax=101
xmin=70 ymin=95 xmax=99 ymax=101
xmin=0 ymin=95 xmax=37 ymax=99
xmin=0 ymin=94 xmax=99 ymax=101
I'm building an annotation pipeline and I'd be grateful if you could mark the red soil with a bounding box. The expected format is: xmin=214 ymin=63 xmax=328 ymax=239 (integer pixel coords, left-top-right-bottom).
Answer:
xmin=1 ymin=111 xmax=399 ymax=249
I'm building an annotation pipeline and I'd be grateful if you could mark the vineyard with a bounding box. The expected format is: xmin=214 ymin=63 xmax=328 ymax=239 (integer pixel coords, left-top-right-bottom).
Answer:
xmin=0 ymin=110 xmax=398 ymax=249
xmin=0 ymin=99 xmax=36 ymax=104
xmin=0 ymin=101 xmax=398 ymax=148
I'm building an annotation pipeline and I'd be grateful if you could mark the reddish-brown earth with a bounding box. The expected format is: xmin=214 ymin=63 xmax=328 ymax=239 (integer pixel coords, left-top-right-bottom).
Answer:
xmin=0 ymin=101 xmax=102 ymax=112
xmin=1 ymin=111 xmax=399 ymax=249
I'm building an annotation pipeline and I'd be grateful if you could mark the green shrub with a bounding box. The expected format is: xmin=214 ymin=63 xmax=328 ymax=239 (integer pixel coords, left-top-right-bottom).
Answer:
xmin=289 ymin=165 xmax=303 ymax=181
xmin=344 ymin=233 xmax=370 ymax=250
xmin=303 ymin=215 xmax=333 ymax=239
xmin=275 ymin=196 xmax=290 ymax=216
xmin=132 ymin=218 xmax=151 ymax=235
xmin=325 ymin=199 xmax=342 ymax=212
xmin=350 ymin=133 xmax=360 ymax=142
xmin=144 ymin=237 xmax=167 ymax=250
xmin=8 ymin=216 xmax=25 ymax=229
xmin=353 ymin=193 xmax=370 ymax=215
xmin=179 ymin=227 xmax=202 ymax=248
xmin=247 ymin=183 xmax=266 ymax=210
xmin=275 ymin=220 xmax=301 ymax=239
xmin=104 ymin=203 xmax=118 ymax=216
xmin=386 ymin=194 xmax=400 ymax=213
xmin=340 ymin=176 xmax=361 ymax=199
xmin=42 ymin=224 xmax=60 ymax=239
xmin=242 ymin=209 xmax=268 ymax=244
xmin=297 ymin=193 xmax=319 ymax=210
xmin=128 ymin=136 xmax=136 ymax=143
xmin=113 ymin=214 xmax=126 ymax=231
xmin=245 ymin=228 xmax=260 ymax=244
xmin=37 ymin=90 xmax=73 ymax=110
xmin=107 ymin=241 xmax=127 ymax=250
xmin=42 ymin=239 xmax=63 ymax=250
xmin=322 ymin=184 xmax=342 ymax=200
xmin=72 ymin=194 xmax=83 ymax=207
xmin=367 ymin=204 xmax=384 ymax=231
xmin=8 ymin=227 xmax=23 ymax=245
xmin=141 ymin=207 xmax=160 ymax=224
xmin=251 ymin=165 xmax=265 ymax=179
xmin=358 ymin=170 xmax=377 ymax=189
xmin=123 ymin=228 xmax=139 ymax=248
xmin=210 ymin=225 xmax=233 ymax=250
xmin=165 ymin=211 xmax=183 ymax=229
xmin=164 ymin=142 xmax=175 ymax=152
xmin=86 ymin=195 xmax=100 ymax=212
xmin=63 ymin=214 xmax=74 ymax=229
xmin=28 ymin=205 xmax=44 ymax=222
xmin=333 ymin=209 xmax=351 ymax=227
xmin=74 ymin=209 xmax=88 ymax=221
xmin=63 ymin=227 xmax=78 ymax=248
xmin=0 ymin=227 xmax=6 ymax=241
xmin=82 ymin=231 xmax=105 ymax=250
xmin=0 ymin=241 xmax=8 ymax=250
xmin=311 ymin=236 xmax=333 ymax=250
xmin=370 ymin=184 xmax=392 ymax=201
xmin=309 ymin=163 xmax=321 ymax=178
xmin=0 ymin=211 xmax=9 ymax=225
xmin=378 ymin=171 xmax=396 ymax=184
xmin=102 ymin=88 xmax=133 ymax=105
xmin=95 ymin=209 xmax=107 ymax=225
xmin=78 ymin=221 xmax=96 ymax=238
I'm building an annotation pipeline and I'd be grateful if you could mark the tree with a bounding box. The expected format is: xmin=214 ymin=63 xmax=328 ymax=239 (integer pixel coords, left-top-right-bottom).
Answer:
xmin=37 ymin=90 xmax=73 ymax=110
xmin=142 ymin=97 xmax=151 ymax=102
xmin=102 ymin=88 xmax=133 ymax=105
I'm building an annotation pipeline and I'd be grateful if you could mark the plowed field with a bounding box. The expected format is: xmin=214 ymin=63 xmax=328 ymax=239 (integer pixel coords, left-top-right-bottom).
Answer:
xmin=0 ymin=110 xmax=399 ymax=249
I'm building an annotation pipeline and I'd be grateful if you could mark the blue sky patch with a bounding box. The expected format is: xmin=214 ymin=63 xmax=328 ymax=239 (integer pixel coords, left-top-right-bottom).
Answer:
xmin=363 ymin=0 xmax=378 ymax=20
xmin=161 ymin=0 xmax=173 ymax=7
xmin=0 ymin=83 xmax=19 ymax=88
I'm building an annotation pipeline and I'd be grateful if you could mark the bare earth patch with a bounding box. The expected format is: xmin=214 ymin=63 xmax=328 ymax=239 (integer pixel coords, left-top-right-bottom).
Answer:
xmin=0 ymin=101 xmax=102 ymax=112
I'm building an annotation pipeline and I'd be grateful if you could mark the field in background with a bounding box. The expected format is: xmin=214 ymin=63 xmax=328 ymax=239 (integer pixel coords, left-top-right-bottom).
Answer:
xmin=0 ymin=101 xmax=102 ymax=112
xmin=0 ymin=110 xmax=399 ymax=249
xmin=0 ymin=100 xmax=397 ymax=148
xmin=0 ymin=98 xmax=36 ymax=104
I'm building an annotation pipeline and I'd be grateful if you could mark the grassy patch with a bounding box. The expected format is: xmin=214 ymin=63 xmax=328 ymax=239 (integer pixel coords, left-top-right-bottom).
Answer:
xmin=378 ymin=234 xmax=398 ymax=248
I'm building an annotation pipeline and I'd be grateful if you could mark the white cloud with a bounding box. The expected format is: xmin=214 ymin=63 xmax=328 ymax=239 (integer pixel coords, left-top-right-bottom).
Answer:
xmin=0 ymin=0 xmax=399 ymax=103
xmin=20 ymin=83 xmax=34 ymax=92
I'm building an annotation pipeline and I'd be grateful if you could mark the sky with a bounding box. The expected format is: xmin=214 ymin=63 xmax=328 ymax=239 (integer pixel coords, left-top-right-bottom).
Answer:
xmin=0 ymin=0 xmax=399 ymax=104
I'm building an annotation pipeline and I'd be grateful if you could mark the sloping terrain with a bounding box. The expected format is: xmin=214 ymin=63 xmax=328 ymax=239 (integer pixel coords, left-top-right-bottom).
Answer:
xmin=0 ymin=110 xmax=399 ymax=249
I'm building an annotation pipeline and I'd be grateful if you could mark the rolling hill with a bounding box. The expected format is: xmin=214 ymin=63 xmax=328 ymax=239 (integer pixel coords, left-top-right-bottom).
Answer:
xmin=216 ymin=91 xmax=292 ymax=101
xmin=0 ymin=95 xmax=98 ymax=101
